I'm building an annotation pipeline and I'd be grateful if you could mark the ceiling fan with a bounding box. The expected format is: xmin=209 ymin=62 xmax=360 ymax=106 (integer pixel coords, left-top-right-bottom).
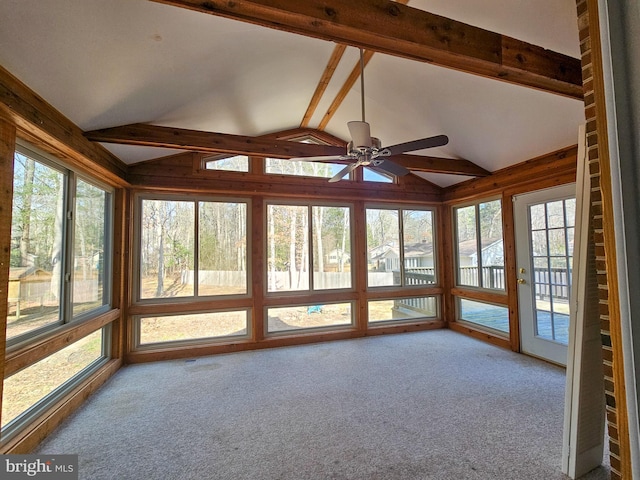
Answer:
xmin=293 ymin=48 xmax=449 ymax=183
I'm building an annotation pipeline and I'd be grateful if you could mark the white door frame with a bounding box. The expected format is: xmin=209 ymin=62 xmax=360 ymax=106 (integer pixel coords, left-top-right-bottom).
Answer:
xmin=514 ymin=183 xmax=576 ymax=366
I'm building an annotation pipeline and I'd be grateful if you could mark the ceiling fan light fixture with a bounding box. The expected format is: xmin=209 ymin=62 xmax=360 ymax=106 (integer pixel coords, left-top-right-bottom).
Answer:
xmin=347 ymin=120 xmax=372 ymax=149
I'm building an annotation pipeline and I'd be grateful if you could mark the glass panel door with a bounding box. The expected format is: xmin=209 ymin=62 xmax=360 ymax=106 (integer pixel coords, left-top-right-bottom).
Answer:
xmin=515 ymin=184 xmax=576 ymax=365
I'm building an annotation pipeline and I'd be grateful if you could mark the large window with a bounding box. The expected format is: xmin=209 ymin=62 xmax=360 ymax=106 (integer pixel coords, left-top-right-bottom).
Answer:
xmin=8 ymin=144 xmax=112 ymax=344
xmin=454 ymin=199 xmax=504 ymax=290
xmin=2 ymin=328 xmax=108 ymax=435
xmin=138 ymin=197 xmax=248 ymax=300
xmin=267 ymin=204 xmax=352 ymax=292
xmin=366 ymin=207 xmax=436 ymax=287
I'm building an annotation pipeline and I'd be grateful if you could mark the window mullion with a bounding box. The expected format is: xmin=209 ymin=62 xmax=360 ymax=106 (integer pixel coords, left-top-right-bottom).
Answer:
xmin=398 ymin=209 xmax=405 ymax=286
xmin=194 ymin=201 xmax=200 ymax=297
xmin=62 ymin=171 xmax=75 ymax=324
xmin=475 ymin=204 xmax=483 ymax=288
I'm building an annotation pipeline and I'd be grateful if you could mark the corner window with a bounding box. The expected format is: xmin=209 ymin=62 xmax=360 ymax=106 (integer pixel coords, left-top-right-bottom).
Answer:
xmin=454 ymin=199 xmax=504 ymax=290
xmin=7 ymin=144 xmax=112 ymax=344
xmin=366 ymin=207 xmax=436 ymax=287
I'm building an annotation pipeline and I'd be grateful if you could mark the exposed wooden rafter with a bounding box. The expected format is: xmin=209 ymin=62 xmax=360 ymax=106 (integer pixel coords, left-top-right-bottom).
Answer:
xmin=85 ymin=123 xmax=489 ymax=177
xmin=309 ymin=0 xmax=411 ymax=130
xmin=300 ymin=43 xmax=347 ymax=128
xmin=318 ymin=49 xmax=375 ymax=131
xmin=150 ymin=0 xmax=583 ymax=100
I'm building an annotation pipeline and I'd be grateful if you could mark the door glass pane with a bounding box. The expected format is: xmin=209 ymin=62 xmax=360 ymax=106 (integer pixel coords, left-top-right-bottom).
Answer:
xmin=8 ymin=153 xmax=65 ymax=340
xmin=455 ymin=206 xmax=478 ymax=287
xmin=546 ymin=200 xmax=565 ymax=228
xmin=312 ymin=206 xmax=351 ymax=290
xmin=198 ymin=201 xmax=247 ymax=295
xmin=366 ymin=208 xmax=400 ymax=287
xmin=402 ymin=210 xmax=436 ymax=285
xmin=267 ymin=205 xmax=309 ymax=292
xmin=528 ymin=198 xmax=574 ymax=345
xmin=73 ymin=179 xmax=109 ymax=316
xmin=140 ymin=200 xmax=195 ymax=299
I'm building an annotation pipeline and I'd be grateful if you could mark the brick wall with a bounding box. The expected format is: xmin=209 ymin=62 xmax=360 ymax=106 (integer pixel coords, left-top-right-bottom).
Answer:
xmin=576 ymin=1 xmax=628 ymax=477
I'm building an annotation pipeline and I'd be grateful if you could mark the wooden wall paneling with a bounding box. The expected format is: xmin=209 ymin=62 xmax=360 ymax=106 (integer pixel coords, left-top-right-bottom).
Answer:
xmin=110 ymin=188 xmax=127 ymax=360
xmin=0 ymin=114 xmax=17 ymax=429
xmin=443 ymin=145 xmax=578 ymax=203
xmin=439 ymin=203 xmax=454 ymax=325
xmin=501 ymin=192 xmax=520 ymax=352
xmin=252 ymin=197 xmax=265 ymax=342
xmin=0 ymin=65 xmax=127 ymax=186
xmin=128 ymin=173 xmax=442 ymax=205
xmin=354 ymin=201 xmax=368 ymax=332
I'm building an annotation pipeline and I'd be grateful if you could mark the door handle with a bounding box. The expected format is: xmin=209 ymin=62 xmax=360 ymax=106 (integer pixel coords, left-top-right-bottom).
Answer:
xmin=517 ymin=278 xmax=526 ymax=284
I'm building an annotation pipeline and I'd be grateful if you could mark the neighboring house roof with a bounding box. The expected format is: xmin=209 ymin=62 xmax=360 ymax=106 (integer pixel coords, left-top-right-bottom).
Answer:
xmin=9 ymin=266 xmax=52 ymax=281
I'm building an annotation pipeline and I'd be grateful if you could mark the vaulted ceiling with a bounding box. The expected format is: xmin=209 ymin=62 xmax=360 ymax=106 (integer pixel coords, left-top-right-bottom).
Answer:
xmin=0 ymin=0 xmax=585 ymax=186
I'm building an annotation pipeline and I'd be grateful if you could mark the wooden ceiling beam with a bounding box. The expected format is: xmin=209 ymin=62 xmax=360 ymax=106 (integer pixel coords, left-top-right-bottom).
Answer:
xmin=85 ymin=123 xmax=489 ymax=177
xmin=150 ymin=0 xmax=583 ymax=100
xmin=85 ymin=124 xmax=346 ymax=158
xmin=391 ymin=154 xmax=490 ymax=177
xmin=300 ymin=43 xmax=347 ymax=128
xmin=318 ymin=49 xmax=374 ymax=131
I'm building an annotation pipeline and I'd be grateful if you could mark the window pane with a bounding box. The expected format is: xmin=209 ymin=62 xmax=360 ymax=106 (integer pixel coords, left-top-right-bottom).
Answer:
xmin=73 ymin=180 xmax=110 ymax=316
xmin=8 ymin=153 xmax=65 ymax=340
xmin=368 ymin=296 xmax=438 ymax=324
xmin=265 ymin=158 xmax=345 ymax=179
xmin=363 ymin=168 xmax=393 ymax=183
xmin=267 ymin=205 xmax=309 ymax=292
xmin=455 ymin=206 xmax=478 ymax=287
xmin=2 ymin=329 xmax=104 ymax=430
xmin=458 ymin=298 xmax=509 ymax=334
xmin=204 ymin=155 xmax=249 ymax=172
xmin=479 ymin=200 xmax=504 ymax=290
xmin=267 ymin=303 xmax=352 ymax=333
xmin=198 ymin=201 xmax=247 ymax=295
xmin=138 ymin=311 xmax=248 ymax=345
xmin=547 ymin=200 xmax=565 ymax=228
xmin=140 ymin=200 xmax=194 ymax=299
xmin=312 ymin=206 xmax=351 ymax=290
xmin=403 ymin=210 xmax=436 ymax=285
xmin=366 ymin=209 xmax=400 ymax=287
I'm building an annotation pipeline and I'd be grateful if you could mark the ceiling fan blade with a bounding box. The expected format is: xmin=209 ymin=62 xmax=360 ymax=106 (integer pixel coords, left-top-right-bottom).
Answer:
xmin=381 ymin=135 xmax=449 ymax=156
xmin=329 ymin=162 xmax=359 ymax=183
xmin=288 ymin=154 xmax=349 ymax=162
xmin=372 ymin=159 xmax=410 ymax=177
xmin=347 ymin=121 xmax=372 ymax=148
